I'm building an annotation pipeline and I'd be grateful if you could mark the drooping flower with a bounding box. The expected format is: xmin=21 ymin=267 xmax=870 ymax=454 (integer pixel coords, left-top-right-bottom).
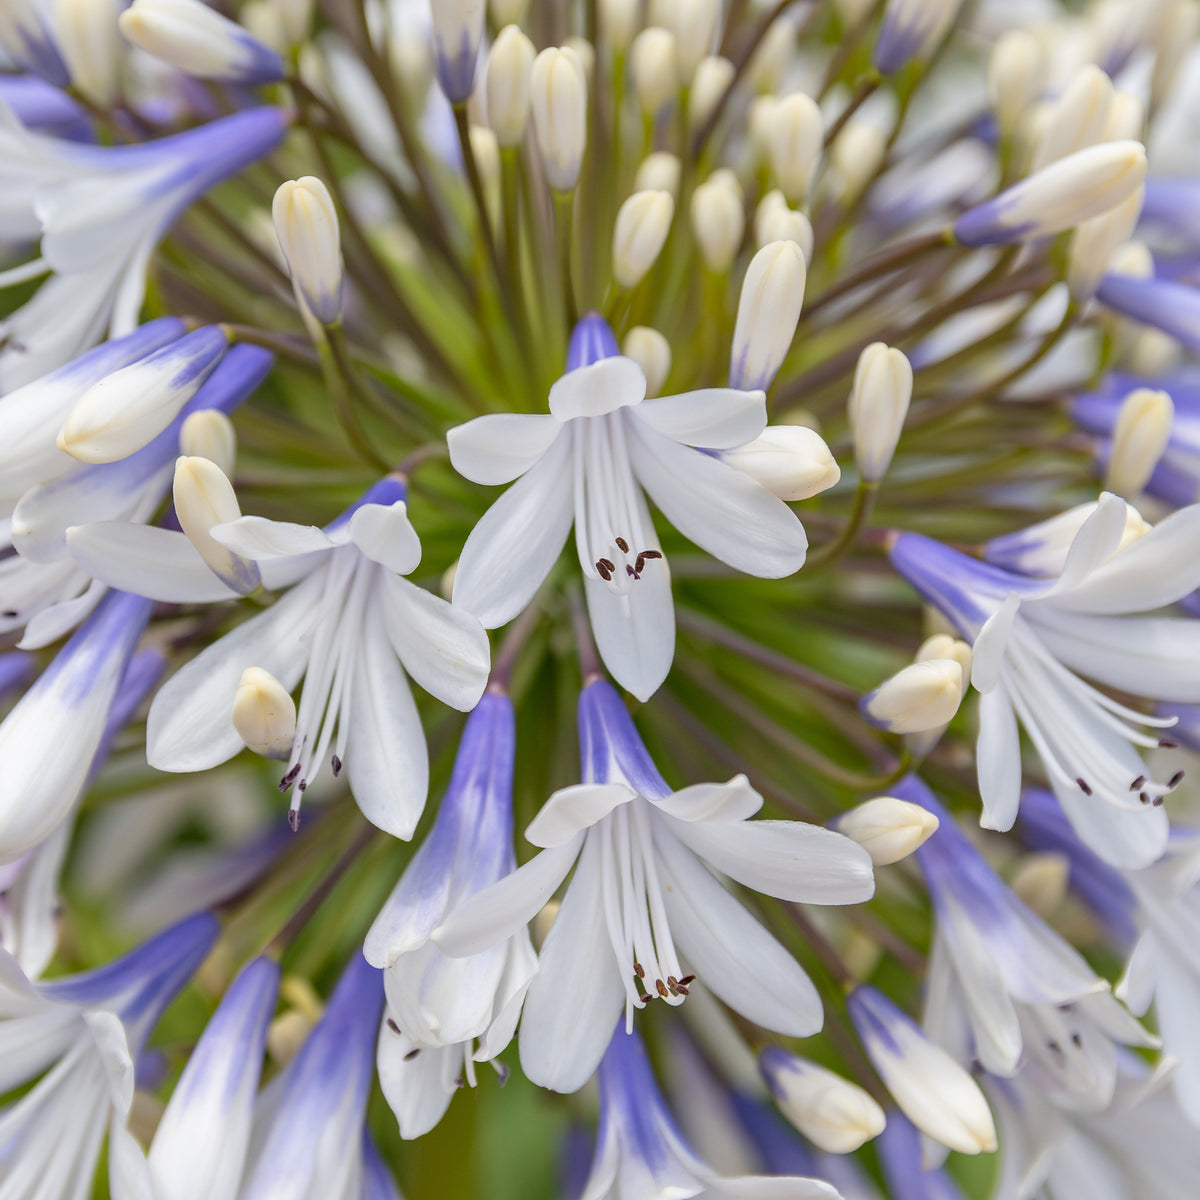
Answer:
xmin=434 ymin=678 xmax=874 ymax=1092
xmin=448 ymin=312 xmax=809 ymax=700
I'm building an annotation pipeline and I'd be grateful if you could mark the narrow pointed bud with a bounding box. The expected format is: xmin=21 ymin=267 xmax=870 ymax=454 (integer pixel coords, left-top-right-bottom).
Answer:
xmin=837 ymin=796 xmax=940 ymax=865
xmin=1106 ymin=387 xmax=1174 ymax=498
xmin=233 ymin=667 xmax=297 ymax=760
xmin=1067 ymin=186 xmax=1145 ymax=302
xmin=988 ymin=29 xmax=1045 ymax=140
xmin=730 ymin=240 xmax=807 ymax=390
xmin=430 ymin=0 xmax=484 ymax=103
xmin=848 ymin=342 xmax=912 ymax=482
xmin=634 ymin=151 xmax=681 ymax=197
xmin=690 ymin=178 xmax=745 ymax=273
xmin=179 ymin=409 xmax=237 ymax=477
xmin=54 ymin=0 xmax=123 ymax=104
xmin=688 ymin=56 xmax=735 ymax=131
xmin=57 ymin=327 xmax=229 ymax=463
xmin=173 ymin=456 xmax=263 ymax=594
xmin=848 ymin=986 xmax=997 ymax=1156
xmin=622 ymin=327 xmax=671 ymax=397
xmin=874 ymin=0 xmax=963 ymax=75
xmin=655 ymin=0 xmax=719 ymax=83
xmin=754 ymin=190 xmax=814 ymax=259
xmin=722 ymin=425 xmax=840 ymax=500
xmin=746 ymin=17 xmax=795 ymax=93
xmin=599 ymin=0 xmax=639 ymax=51
xmin=118 ymin=0 xmax=285 ymax=84
xmin=612 ymin=191 xmax=674 ymax=288
xmin=760 ymin=1048 xmax=887 ymax=1153
xmin=763 ymin=92 xmax=823 ymax=204
xmin=530 ymin=46 xmax=588 ymax=192
xmin=953 ymin=141 xmax=1147 ymax=246
xmin=485 ymin=25 xmax=535 ymax=148
xmin=1030 ymin=65 xmax=1113 ymax=171
xmin=273 ymin=177 xmax=344 ymax=327
xmin=830 ymin=120 xmax=887 ymax=204
xmin=862 ymin=659 xmax=964 ymax=734
xmin=630 ymin=28 xmax=677 ymax=116
xmin=489 ymin=0 xmax=529 ymax=23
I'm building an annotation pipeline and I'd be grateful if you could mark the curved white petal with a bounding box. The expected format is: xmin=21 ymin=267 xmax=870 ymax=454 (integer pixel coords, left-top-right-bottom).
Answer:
xmin=376 ymin=1032 xmax=456 ymax=1140
xmin=971 ymin=593 xmax=1020 ymax=693
xmin=700 ymin=1173 xmax=840 ymax=1199
xmin=525 ymin=784 xmax=635 ymax=847
xmin=1114 ymin=930 xmax=1158 ymax=1016
xmin=1043 ymin=492 xmax=1130 ymax=599
xmin=447 ymin=413 xmax=563 ymax=485
xmin=584 ymin=564 xmax=675 ymax=703
xmin=18 ymin=578 xmax=105 ymax=649
xmin=452 ymin=434 xmax=574 ymax=628
xmin=378 ymin=574 xmax=490 ymax=712
xmin=650 ymin=777 xmax=764 ymax=823
xmin=976 ymin=685 xmax=1023 ymax=832
xmin=210 ymin=515 xmax=337 ymax=560
xmin=108 ymin=1117 xmax=153 ymax=1200
xmin=629 ymin=421 xmax=807 ymax=578
xmin=347 ymin=502 xmax=422 ymax=576
xmin=1054 ymin=777 xmax=1168 ymax=869
xmin=548 ymin=356 xmax=646 ymax=420
xmin=633 ymin=388 xmax=767 ymax=449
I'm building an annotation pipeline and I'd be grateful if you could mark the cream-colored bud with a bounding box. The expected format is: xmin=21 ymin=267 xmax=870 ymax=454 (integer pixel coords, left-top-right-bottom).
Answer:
xmin=388 ymin=16 xmax=434 ymax=109
xmin=834 ymin=0 xmax=876 ymax=28
xmin=1153 ymin=0 xmax=1199 ymax=108
xmin=485 ymin=24 xmax=535 ymax=147
xmin=613 ymin=190 xmax=674 ymax=288
xmin=915 ymin=634 xmax=972 ymax=683
xmin=707 ymin=167 xmax=742 ymax=198
xmin=848 ymin=342 xmax=912 ymax=482
xmin=1106 ymin=387 xmax=1174 ymax=498
xmin=273 ymin=176 xmax=343 ymax=328
xmin=54 ymin=0 xmax=123 ymax=104
xmin=723 ymin=425 xmax=840 ymax=500
xmin=753 ymin=190 xmax=787 ymax=243
xmin=233 ymin=667 xmax=297 ymax=759
xmin=730 ymin=240 xmax=807 ymax=391
xmin=763 ymin=91 xmax=823 ymax=204
xmin=267 ymin=1010 xmax=316 ymax=1066
xmin=565 ymin=35 xmax=595 ymax=84
xmin=1068 ymin=185 xmax=1144 ymax=302
xmin=631 ymin=27 xmax=678 ymax=115
xmin=691 ymin=179 xmax=745 ymax=273
xmin=599 ymin=0 xmax=640 ymax=51
xmin=987 ymin=29 xmax=1044 ymax=140
xmin=468 ymin=126 xmax=502 ymax=227
xmin=831 ymin=120 xmax=886 ymax=204
xmin=1010 ymin=851 xmax=1070 ymax=917
xmin=1104 ymin=91 xmax=1144 ymax=142
xmin=634 ymin=151 xmax=681 ymax=197
xmin=837 ymin=796 xmax=940 ymax=866
xmin=864 ymin=659 xmax=964 ymax=734
xmin=1031 ymin=64 xmax=1114 ymax=170
xmin=429 ymin=0 xmax=485 ymax=103
xmin=688 ymin=55 xmax=735 ymax=131
xmin=240 ymin=2 xmax=287 ymax=55
xmin=746 ymin=15 xmax=795 ymax=93
xmin=530 ymin=46 xmax=588 ymax=191
xmin=1129 ymin=327 xmax=1182 ymax=377
xmin=273 ymin=0 xmax=313 ymax=44
xmin=755 ymin=193 xmax=814 ymax=259
xmin=179 ymin=409 xmax=236 ymax=477
xmin=488 ymin=0 xmax=529 ymax=24
xmin=622 ymin=327 xmax=672 ymax=397
xmin=173 ymin=456 xmax=262 ymax=595
xmin=747 ymin=95 xmax=778 ymax=162
xmin=1108 ymin=240 xmax=1154 ymax=279
xmin=656 ymin=0 xmax=719 ymax=82
xmin=761 ymin=1049 xmax=887 ymax=1154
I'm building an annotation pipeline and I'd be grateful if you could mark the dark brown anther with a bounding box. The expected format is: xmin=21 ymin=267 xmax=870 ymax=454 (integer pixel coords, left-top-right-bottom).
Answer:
xmin=1046 ymin=1040 xmax=1063 ymax=1058
xmin=633 ymin=962 xmax=645 ymax=979
xmin=288 ymin=809 xmax=300 ymax=832
xmin=596 ymin=558 xmax=614 ymax=581
xmin=386 ymin=1018 xmax=401 ymax=1034
xmin=1071 ymin=1032 xmax=1083 ymax=1048
xmin=615 ymin=536 xmax=630 ymax=553
xmin=297 ymin=779 xmax=307 ymax=792
xmin=678 ymin=974 xmax=696 ymax=986
xmin=667 ymin=976 xmax=679 ymax=989
xmin=655 ymin=979 xmax=669 ymax=999
xmin=332 ymin=754 xmax=342 ymax=777
xmin=1130 ymin=775 xmax=1147 ymax=791
xmin=1140 ymin=792 xmax=1151 ymax=805
xmin=675 ymin=984 xmax=690 ymax=996
xmin=1169 ymin=770 xmax=1186 ymax=788
xmin=1160 ymin=739 xmax=1179 ymax=748
xmin=1153 ymin=795 xmax=1164 ymax=807
xmin=404 ymin=1048 xmax=422 ymax=1061
xmin=638 ymin=993 xmax=652 ymax=1004
xmin=1075 ymin=777 xmax=1092 ymax=796
xmin=641 ymin=550 xmax=662 ymax=561
xmin=279 ymin=762 xmax=301 ymax=791
xmin=454 ymin=1076 xmax=465 ymax=1088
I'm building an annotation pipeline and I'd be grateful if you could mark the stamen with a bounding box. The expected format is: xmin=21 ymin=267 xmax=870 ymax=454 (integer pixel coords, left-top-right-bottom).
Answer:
xmin=288 ymin=809 xmax=300 ymax=831
xmin=1160 ymin=739 xmax=1179 ymax=748
xmin=1130 ymin=775 xmax=1146 ymax=791
xmin=615 ymin=536 xmax=630 ymax=553
xmin=332 ymin=754 xmax=342 ymax=777
xmin=1075 ymin=777 xmax=1092 ymax=795
xmin=386 ymin=1017 xmax=401 ymax=1034
xmin=1169 ymin=770 xmax=1185 ymax=788
xmin=404 ymin=1047 xmax=422 ymax=1061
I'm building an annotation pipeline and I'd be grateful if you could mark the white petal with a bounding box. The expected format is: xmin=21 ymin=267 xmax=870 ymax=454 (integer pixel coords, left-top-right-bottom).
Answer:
xmin=633 ymin=387 xmax=767 ymax=449
xmin=378 ymin=574 xmax=490 ymax=711
xmin=1115 ymin=930 xmax=1158 ymax=1016
xmin=629 ymin=420 xmax=807 ymax=577
xmin=1043 ymin=492 xmax=1130 ymax=598
xmin=976 ymin=686 xmax=1023 ymax=832
xmin=525 ymin=783 xmax=635 ymax=847
xmin=376 ymin=1033 xmax=456 ymax=1140
xmin=18 ymin=579 xmax=105 ymax=649
xmin=452 ymin=435 xmax=574 ymax=628
xmin=432 ymin=840 xmax=581 ymax=958
xmin=146 ymin=576 xmax=321 ymax=771
xmin=971 ymin=593 xmax=1020 ymax=693
xmin=108 ymin=1117 xmax=153 ymax=1200
xmin=1054 ymin=776 xmax=1168 ymax=869
xmin=346 ymin=604 xmax=428 ymax=839
xmin=670 ymin=818 xmax=875 ymax=904
xmin=650 ymin=777 xmax=764 ymax=823
xmin=548 ymin=356 xmax=646 ymax=420
xmin=476 ymin=931 xmax=538 ymax=1061
xmin=584 ymin=565 xmax=675 ymax=702
xmin=347 ymin=501 xmax=422 ymax=575
xmin=210 ymin=515 xmax=337 ymax=560
xmin=518 ymin=835 xmax=626 ymax=1092
xmin=655 ymin=827 xmax=823 ymax=1036
xmin=700 ymin=1173 xmax=840 ymax=1199
xmin=1148 ymin=948 xmax=1200 ymax=1123
xmin=84 ymin=1008 xmax=136 ymax=1114
xmin=67 ymin=523 xmax=240 ymax=602
xmin=447 ymin=413 xmax=563 ymax=484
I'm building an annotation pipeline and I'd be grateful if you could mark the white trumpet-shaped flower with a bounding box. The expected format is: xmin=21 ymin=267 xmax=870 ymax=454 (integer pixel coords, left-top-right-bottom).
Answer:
xmin=448 ymin=312 xmax=808 ymax=700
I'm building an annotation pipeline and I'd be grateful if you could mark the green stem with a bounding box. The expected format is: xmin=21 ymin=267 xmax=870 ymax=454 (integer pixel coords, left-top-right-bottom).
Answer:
xmin=804 ymin=481 xmax=878 ymax=571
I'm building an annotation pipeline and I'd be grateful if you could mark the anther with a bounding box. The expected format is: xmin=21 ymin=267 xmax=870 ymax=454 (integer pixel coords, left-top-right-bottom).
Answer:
xmin=1130 ymin=775 xmax=1146 ymax=791
xmin=332 ymin=754 xmax=342 ymax=777
xmin=638 ymin=992 xmax=652 ymax=1004
xmin=1160 ymin=739 xmax=1179 ymax=748
xmin=298 ymin=779 xmax=307 ymax=792
xmin=1075 ymin=777 xmax=1092 ymax=796
xmin=1139 ymin=791 xmax=1151 ymax=805
xmin=386 ymin=1017 xmax=401 ymax=1034
xmin=288 ymin=809 xmax=300 ymax=832
xmin=1071 ymin=1032 xmax=1083 ymax=1048
xmin=615 ymin=536 xmax=630 ymax=553
xmin=675 ymin=984 xmax=690 ymax=995
xmin=633 ymin=962 xmax=645 ymax=978
xmin=596 ymin=558 xmax=614 ymax=581
xmin=404 ymin=1048 xmax=422 ymax=1061
xmin=655 ymin=979 xmax=669 ymax=999
xmin=1152 ymin=794 xmax=1164 ymax=806
xmin=1169 ymin=770 xmax=1185 ymax=788
xmin=678 ymin=974 xmax=696 ymax=986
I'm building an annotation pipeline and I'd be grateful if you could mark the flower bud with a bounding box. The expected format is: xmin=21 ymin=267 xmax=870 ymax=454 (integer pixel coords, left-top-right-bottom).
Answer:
xmin=988 ymin=29 xmax=1044 ymax=140
xmin=613 ymin=190 xmax=675 ymax=288
xmin=722 ymin=425 xmax=840 ymax=500
xmin=1104 ymin=91 xmax=1144 ymax=143
xmin=874 ymin=0 xmax=963 ymax=75
xmin=916 ymin=633 xmax=971 ymax=679
xmin=746 ymin=16 xmax=795 ymax=93
xmin=755 ymin=192 xmax=814 ymax=259
xmin=1152 ymin=0 xmax=1198 ymax=109
xmin=488 ymin=0 xmax=529 ymax=24
xmin=953 ymin=141 xmax=1147 ymax=246
xmin=429 ymin=0 xmax=485 ymax=103
xmin=531 ymin=46 xmax=588 ymax=191
xmin=655 ymin=0 xmax=719 ymax=82
xmin=58 ymin=326 xmax=229 ymax=464
xmin=630 ymin=27 xmax=677 ymax=116
xmin=387 ymin=9 xmax=434 ymax=109
xmin=760 ymin=1048 xmax=887 ymax=1153
xmin=274 ymin=0 xmax=313 ymax=45
xmin=831 ymin=119 xmax=886 ymax=204
xmin=1030 ymin=65 xmax=1113 ymax=171
xmin=762 ymin=91 xmax=823 ymax=204
xmin=688 ymin=55 xmax=735 ymax=131
xmin=233 ymin=667 xmax=296 ymax=759
xmin=179 ymin=409 xmax=237 ymax=476
xmin=599 ymin=0 xmax=640 ymax=51
xmin=1108 ymin=240 xmax=1154 ymax=279
xmin=730 ymin=240 xmax=807 ymax=390
xmin=54 ymin=0 xmax=123 ymax=105
xmin=273 ymin=177 xmax=344 ymax=326
xmin=862 ymin=659 xmax=964 ymax=734
xmin=622 ymin=327 xmax=671 ymax=397
xmin=837 ymin=795 xmax=940 ymax=865
xmin=1009 ymin=851 xmax=1070 ymax=917
xmin=848 ymin=342 xmax=911 ymax=482
xmin=240 ymin=2 xmax=287 ymax=54
xmin=1067 ymin=185 xmax=1144 ymax=302
xmin=173 ymin=456 xmax=262 ymax=595
xmin=1106 ymin=387 xmax=1174 ymax=498
xmin=634 ymin=151 xmax=681 ymax=197
xmin=118 ymin=0 xmax=285 ymax=85
xmin=485 ymin=24 xmax=535 ymax=148
xmin=748 ymin=95 xmax=778 ymax=163
xmin=690 ymin=178 xmax=745 ymax=273
xmin=565 ymin=36 xmax=595 ymax=84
